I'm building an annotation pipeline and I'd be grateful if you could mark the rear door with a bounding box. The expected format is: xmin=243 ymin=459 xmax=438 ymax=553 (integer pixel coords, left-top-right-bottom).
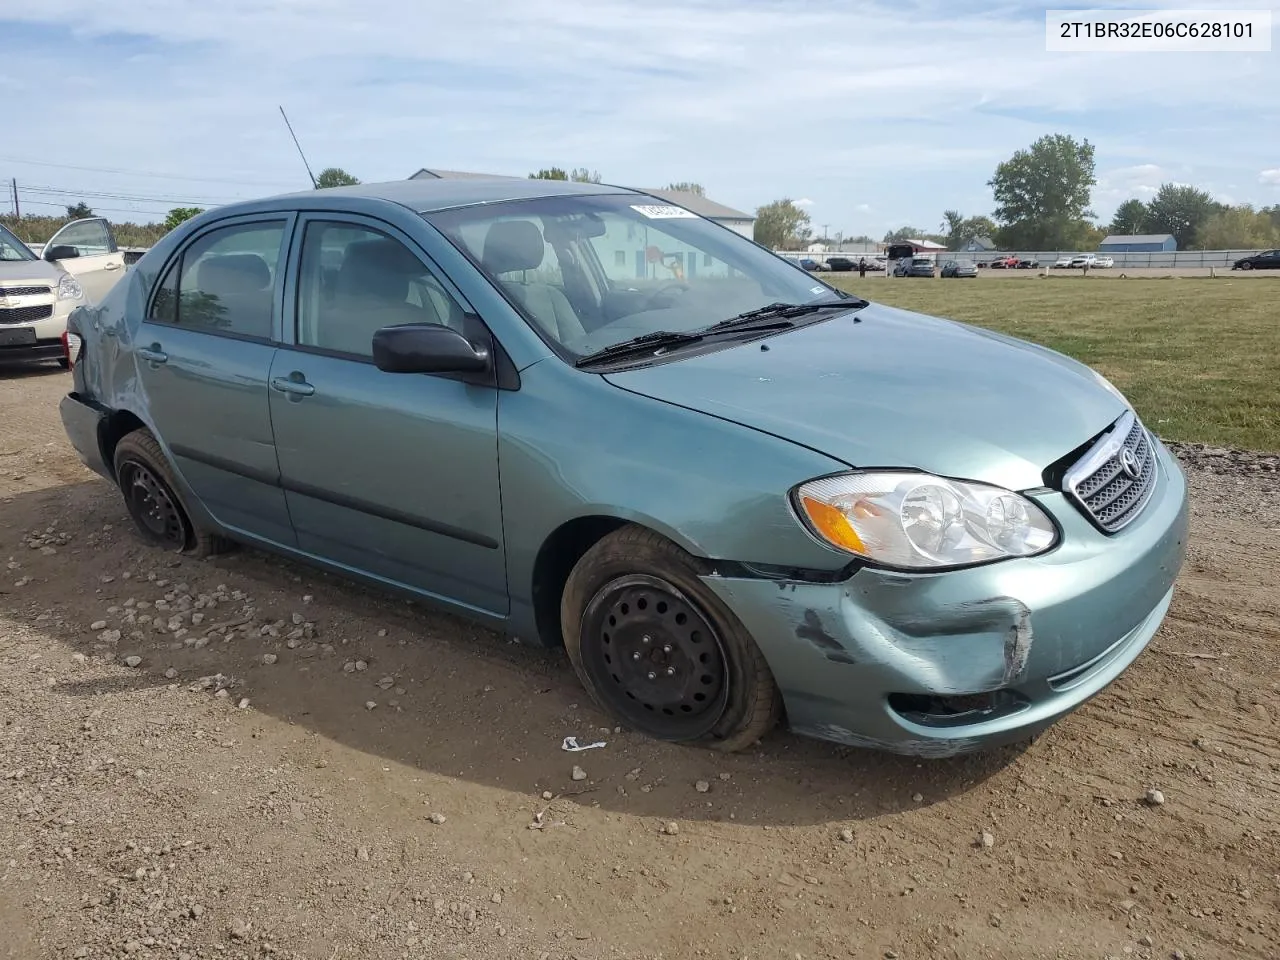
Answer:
xmin=42 ymin=218 xmax=126 ymax=304
xmin=135 ymin=214 xmax=296 ymax=546
xmin=268 ymin=214 xmax=507 ymax=614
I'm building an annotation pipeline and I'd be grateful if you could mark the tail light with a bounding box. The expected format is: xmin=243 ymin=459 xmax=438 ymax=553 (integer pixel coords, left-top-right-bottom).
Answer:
xmin=62 ymin=330 xmax=83 ymax=369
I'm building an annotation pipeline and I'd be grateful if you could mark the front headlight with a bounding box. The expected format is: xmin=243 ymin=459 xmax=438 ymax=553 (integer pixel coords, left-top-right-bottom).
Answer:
xmin=793 ymin=472 xmax=1058 ymax=570
xmin=57 ymin=274 xmax=84 ymax=300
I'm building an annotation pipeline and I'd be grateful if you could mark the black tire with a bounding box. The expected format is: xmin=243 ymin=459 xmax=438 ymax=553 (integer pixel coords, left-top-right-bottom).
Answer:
xmin=560 ymin=525 xmax=781 ymax=752
xmin=57 ymin=357 xmax=70 ymax=369
xmin=112 ymin=428 xmax=234 ymax=558
xmin=1240 ymin=261 xmax=1253 ymax=270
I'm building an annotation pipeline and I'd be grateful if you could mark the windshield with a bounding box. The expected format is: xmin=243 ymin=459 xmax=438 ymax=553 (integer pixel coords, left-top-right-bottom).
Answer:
xmin=0 ymin=223 xmax=37 ymax=262
xmin=425 ymin=193 xmax=842 ymax=360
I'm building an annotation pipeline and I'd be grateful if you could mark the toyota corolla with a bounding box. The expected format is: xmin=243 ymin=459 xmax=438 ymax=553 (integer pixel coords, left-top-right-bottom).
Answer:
xmin=57 ymin=178 xmax=1188 ymax=756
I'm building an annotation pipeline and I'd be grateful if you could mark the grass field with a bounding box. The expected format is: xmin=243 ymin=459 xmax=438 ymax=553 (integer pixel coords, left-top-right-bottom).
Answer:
xmin=823 ymin=274 xmax=1280 ymax=452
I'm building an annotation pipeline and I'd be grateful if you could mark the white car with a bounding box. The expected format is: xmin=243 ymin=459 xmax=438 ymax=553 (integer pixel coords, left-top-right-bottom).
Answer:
xmin=1094 ymin=256 xmax=1115 ymax=268
xmin=1053 ymin=257 xmax=1074 ymax=269
xmin=0 ymin=218 xmax=126 ymax=366
xmin=1068 ymin=255 xmax=1097 ymax=269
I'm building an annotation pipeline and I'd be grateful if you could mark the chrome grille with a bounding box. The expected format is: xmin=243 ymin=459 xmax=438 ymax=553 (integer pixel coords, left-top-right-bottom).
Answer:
xmin=0 ymin=285 xmax=52 ymax=297
xmin=1063 ymin=411 xmax=1158 ymax=533
xmin=0 ymin=304 xmax=55 ymax=325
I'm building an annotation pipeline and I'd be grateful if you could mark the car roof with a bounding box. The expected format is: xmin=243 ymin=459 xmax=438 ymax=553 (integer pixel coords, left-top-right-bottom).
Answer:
xmin=212 ymin=177 xmax=641 ymax=218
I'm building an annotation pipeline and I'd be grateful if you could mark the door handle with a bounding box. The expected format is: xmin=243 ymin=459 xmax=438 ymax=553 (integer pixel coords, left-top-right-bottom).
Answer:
xmin=271 ymin=376 xmax=315 ymax=398
xmin=137 ymin=345 xmax=167 ymax=364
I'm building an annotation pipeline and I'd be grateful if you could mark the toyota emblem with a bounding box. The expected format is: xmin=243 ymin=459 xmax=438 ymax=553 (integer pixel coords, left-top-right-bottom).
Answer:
xmin=1119 ymin=447 xmax=1141 ymax=480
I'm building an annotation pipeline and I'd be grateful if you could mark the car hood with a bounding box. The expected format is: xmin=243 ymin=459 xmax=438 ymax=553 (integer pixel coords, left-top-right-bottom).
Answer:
xmin=602 ymin=303 xmax=1127 ymax=491
xmin=0 ymin=259 xmax=65 ymax=285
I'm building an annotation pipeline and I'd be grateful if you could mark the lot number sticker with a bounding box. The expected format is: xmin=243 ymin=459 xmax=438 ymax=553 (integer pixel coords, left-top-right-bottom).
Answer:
xmin=631 ymin=204 xmax=698 ymax=219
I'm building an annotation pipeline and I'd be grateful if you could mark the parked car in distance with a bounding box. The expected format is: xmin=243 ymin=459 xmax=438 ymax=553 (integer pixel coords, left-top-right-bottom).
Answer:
xmin=1068 ymin=255 xmax=1097 ymax=269
xmin=1094 ymin=256 xmax=1115 ymax=268
xmin=988 ymin=256 xmax=1018 ymax=269
xmin=825 ymin=256 xmax=855 ymax=272
xmin=894 ymin=256 xmax=937 ymax=278
xmin=1015 ymin=258 xmax=1039 ymax=269
xmin=1231 ymin=249 xmax=1280 ymax=270
xmin=1053 ymin=257 xmax=1074 ymax=269
xmin=798 ymin=257 xmax=821 ymax=271
xmin=941 ymin=259 xmax=978 ymax=278
xmin=58 ymin=177 xmax=1189 ymax=758
xmin=1 ymin=218 xmax=126 ymax=366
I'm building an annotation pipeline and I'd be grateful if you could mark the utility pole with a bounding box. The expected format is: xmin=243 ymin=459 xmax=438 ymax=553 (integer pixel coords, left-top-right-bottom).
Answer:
xmin=10 ymin=178 xmax=18 ymax=217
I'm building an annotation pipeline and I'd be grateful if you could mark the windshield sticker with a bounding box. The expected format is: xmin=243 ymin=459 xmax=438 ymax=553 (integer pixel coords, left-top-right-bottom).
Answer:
xmin=631 ymin=204 xmax=698 ymax=219
xmin=810 ymin=285 xmax=826 ymax=295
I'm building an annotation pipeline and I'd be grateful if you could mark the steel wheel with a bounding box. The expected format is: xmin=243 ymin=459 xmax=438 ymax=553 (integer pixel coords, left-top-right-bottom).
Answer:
xmin=118 ymin=459 xmax=189 ymax=548
xmin=579 ymin=573 xmax=730 ymax=741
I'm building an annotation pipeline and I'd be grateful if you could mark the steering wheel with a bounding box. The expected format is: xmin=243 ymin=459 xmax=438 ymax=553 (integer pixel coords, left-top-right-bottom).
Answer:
xmin=645 ymin=281 xmax=691 ymax=309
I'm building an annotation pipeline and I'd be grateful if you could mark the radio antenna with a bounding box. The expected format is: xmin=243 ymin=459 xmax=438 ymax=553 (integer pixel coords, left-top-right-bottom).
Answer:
xmin=278 ymin=106 xmax=317 ymax=188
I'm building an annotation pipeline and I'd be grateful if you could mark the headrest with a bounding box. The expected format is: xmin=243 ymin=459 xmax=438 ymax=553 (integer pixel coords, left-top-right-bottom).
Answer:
xmin=335 ymin=238 xmax=424 ymax=301
xmin=196 ymin=253 xmax=270 ymax=297
xmin=482 ymin=220 xmax=545 ymax=274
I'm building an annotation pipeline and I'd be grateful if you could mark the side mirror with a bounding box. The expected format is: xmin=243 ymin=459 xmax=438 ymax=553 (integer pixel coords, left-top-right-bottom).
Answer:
xmin=45 ymin=244 xmax=79 ymax=261
xmin=371 ymin=323 xmax=490 ymax=375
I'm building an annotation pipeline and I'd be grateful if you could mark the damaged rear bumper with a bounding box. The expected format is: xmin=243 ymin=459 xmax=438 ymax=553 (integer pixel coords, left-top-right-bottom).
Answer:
xmin=702 ymin=442 xmax=1189 ymax=757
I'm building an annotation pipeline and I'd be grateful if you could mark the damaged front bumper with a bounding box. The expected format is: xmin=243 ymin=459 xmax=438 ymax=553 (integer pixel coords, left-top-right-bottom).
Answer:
xmin=702 ymin=442 xmax=1189 ymax=757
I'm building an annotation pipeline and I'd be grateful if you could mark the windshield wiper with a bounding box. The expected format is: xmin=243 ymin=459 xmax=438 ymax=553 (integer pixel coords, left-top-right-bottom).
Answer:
xmin=574 ymin=330 xmax=705 ymax=367
xmin=703 ymin=296 xmax=866 ymax=333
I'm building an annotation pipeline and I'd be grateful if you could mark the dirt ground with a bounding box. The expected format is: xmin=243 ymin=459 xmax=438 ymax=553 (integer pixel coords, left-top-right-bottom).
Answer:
xmin=1 ymin=361 xmax=1277 ymax=960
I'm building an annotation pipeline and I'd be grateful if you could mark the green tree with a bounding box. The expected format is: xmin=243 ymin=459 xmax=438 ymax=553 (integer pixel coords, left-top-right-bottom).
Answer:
xmin=753 ymin=199 xmax=812 ymax=249
xmin=315 ymin=167 xmax=360 ymax=189
xmin=529 ymin=166 xmax=601 ymax=183
xmin=940 ymin=210 xmax=997 ymax=249
xmin=65 ymin=202 xmax=94 ymax=219
xmin=1144 ymin=183 xmax=1219 ymax=249
xmin=883 ymin=226 xmax=946 ymax=245
xmin=163 ymin=207 xmax=204 ymax=231
xmin=666 ymin=182 xmax=705 ymax=196
xmin=989 ymin=134 xmax=1097 ymax=249
xmin=1108 ymin=198 xmax=1149 ymax=235
xmin=1196 ymin=205 xmax=1279 ymax=249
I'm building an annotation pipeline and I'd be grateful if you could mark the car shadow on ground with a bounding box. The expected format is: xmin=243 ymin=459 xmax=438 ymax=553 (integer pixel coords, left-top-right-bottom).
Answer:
xmin=4 ymin=478 xmax=1032 ymax=830
xmin=0 ymin=359 xmax=66 ymax=380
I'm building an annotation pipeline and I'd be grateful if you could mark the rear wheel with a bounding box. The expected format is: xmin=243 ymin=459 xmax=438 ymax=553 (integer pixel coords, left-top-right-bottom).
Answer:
xmin=113 ymin=429 xmax=233 ymax=558
xmin=561 ymin=525 xmax=781 ymax=752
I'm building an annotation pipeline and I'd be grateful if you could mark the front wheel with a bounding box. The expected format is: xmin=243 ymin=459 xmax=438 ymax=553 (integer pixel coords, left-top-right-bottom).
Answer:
xmin=1240 ymin=261 xmax=1253 ymax=270
xmin=561 ymin=526 xmax=781 ymax=752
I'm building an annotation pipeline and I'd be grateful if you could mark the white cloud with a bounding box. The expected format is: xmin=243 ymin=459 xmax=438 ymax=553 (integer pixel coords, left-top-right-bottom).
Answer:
xmin=794 ymin=198 xmax=815 ymax=207
xmin=2 ymin=1 xmax=1276 ymax=226
xmin=1261 ymin=169 xmax=1280 ymax=185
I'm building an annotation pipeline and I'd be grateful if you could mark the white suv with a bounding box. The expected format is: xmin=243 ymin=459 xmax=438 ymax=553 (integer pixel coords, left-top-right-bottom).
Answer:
xmin=0 ymin=218 xmax=126 ymax=365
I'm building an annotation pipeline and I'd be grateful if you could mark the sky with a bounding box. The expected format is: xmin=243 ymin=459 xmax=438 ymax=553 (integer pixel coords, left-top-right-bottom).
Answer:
xmin=2 ymin=0 xmax=1278 ymax=238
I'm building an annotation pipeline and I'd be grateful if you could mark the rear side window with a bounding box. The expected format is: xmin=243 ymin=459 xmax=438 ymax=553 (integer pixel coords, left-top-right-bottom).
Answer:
xmin=148 ymin=220 xmax=286 ymax=340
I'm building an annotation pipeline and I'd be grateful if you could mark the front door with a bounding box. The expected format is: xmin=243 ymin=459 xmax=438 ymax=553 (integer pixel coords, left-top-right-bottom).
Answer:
xmin=43 ymin=218 xmax=126 ymax=304
xmin=268 ymin=215 xmax=507 ymax=615
xmin=134 ymin=215 xmax=295 ymax=546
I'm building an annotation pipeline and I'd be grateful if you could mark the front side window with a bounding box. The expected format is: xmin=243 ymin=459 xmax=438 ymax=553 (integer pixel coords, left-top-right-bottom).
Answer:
xmin=295 ymin=221 xmax=469 ymax=359
xmin=48 ymin=219 xmax=115 ymax=257
xmin=149 ymin=220 xmax=285 ymax=340
xmin=426 ymin=193 xmax=838 ymax=360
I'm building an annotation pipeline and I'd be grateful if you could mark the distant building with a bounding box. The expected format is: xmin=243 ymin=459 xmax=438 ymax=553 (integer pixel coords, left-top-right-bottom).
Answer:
xmin=406 ymin=169 xmax=755 ymax=237
xmin=959 ymin=236 xmax=996 ymax=252
xmin=1099 ymin=234 xmax=1177 ymax=253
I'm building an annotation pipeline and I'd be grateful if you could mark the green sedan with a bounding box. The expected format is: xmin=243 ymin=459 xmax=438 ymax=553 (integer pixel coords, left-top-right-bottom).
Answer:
xmin=58 ymin=177 xmax=1188 ymax=757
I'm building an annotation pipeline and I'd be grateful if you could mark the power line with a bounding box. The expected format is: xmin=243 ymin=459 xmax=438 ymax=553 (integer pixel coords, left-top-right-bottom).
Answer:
xmin=0 ymin=154 xmax=303 ymax=189
xmin=15 ymin=183 xmax=240 ymax=206
xmin=16 ymin=198 xmax=172 ymax=219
